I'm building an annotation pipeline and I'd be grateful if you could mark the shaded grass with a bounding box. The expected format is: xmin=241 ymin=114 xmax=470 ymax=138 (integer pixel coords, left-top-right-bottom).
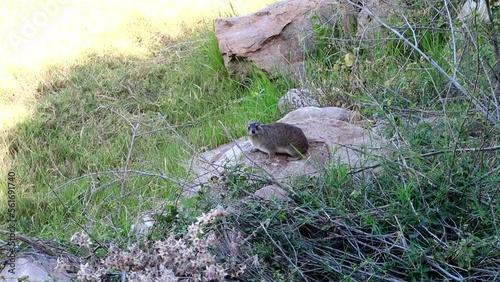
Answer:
xmin=214 ymin=125 xmax=498 ymax=280
xmin=197 ymin=1 xmax=499 ymax=280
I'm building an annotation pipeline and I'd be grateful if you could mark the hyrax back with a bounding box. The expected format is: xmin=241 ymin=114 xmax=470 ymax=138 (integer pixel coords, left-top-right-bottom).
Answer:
xmin=247 ymin=121 xmax=308 ymax=159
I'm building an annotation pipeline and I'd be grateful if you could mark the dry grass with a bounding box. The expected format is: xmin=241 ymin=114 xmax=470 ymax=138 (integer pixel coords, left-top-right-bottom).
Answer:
xmin=0 ymin=0 xmax=273 ymax=127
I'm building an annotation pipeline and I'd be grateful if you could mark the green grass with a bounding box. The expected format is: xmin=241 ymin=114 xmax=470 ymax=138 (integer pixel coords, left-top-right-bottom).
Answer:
xmin=1 ymin=0 xmax=498 ymax=280
xmin=3 ymin=33 xmax=291 ymax=239
xmin=0 ymin=0 xmax=284 ymax=239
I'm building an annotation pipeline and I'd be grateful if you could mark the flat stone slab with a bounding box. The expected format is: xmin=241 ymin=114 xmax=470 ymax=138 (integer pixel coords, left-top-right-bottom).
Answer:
xmin=188 ymin=108 xmax=385 ymax=195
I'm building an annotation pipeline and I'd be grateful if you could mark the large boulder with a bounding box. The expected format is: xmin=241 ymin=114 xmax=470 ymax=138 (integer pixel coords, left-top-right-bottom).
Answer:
xmin=188 ymin=107 xmax=385 ymax=195
xmin=215 ymin=0 xmax=356 ymax=78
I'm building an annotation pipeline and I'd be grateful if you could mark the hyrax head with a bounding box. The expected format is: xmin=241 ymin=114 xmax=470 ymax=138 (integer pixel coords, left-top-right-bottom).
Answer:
xmin=247 ymin=121 xmax=263 ymax=136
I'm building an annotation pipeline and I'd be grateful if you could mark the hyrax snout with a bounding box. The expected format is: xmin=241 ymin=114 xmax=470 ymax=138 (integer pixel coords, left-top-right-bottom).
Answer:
xmin=246 ymin=121 xmax=308 ymax=160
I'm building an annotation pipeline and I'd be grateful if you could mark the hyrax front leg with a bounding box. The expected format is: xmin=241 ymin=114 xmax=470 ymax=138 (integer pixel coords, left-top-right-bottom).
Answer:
xmin=266 ymin=149 xmax=276 ymax=160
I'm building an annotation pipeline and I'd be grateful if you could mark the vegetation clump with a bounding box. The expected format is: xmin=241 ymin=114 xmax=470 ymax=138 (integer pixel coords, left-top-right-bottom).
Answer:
xmin=0 ymin=0 xmax=498 ymax=281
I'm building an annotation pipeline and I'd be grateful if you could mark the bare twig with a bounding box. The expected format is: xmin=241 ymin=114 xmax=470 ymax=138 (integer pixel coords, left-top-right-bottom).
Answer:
xmin=0 ymin=229 xmax=81 ymax=266
xmin=350 ymin=145 xmax=500 ymax=174
xmin=474 ymin=165 xmax=500 ymax=184
xmin=0 ymin=230 xmax=56 ymax=256
xmin=122 ymin=114 xmax=141 ymax=197
xmin=94 ymin=106 xmax=144 ymax=196
xmin=345 ymin=0 xmax=498 ymax=124
xmin=45 ymin=178 xmax=107 ymax=253
xmin=427 ymin=256 xmax=464 ymax=281
xmin=419 ymin=145 xmax=500 ymax=157
xmin=260 ymin=220 xmax=309 ymax=282
xmin=156 ymin=114 xmax=220 ymax=172
xmin=52 ymin=170 xmax=181 ymax=193
xmin=484 ymin=0 xmax=500 ymax=71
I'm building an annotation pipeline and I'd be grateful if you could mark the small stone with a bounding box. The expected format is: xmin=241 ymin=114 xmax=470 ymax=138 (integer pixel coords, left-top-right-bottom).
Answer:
xmin=279 ymin=106 xmax=352 ymax=122
xmin=254 ymin=185 xmax=291 ymax=201
xmin=278 ymin=89 xmax=321 ymax=114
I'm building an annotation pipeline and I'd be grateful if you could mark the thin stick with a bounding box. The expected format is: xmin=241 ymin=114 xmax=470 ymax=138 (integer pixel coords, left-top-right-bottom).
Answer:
xmin=260 ymin=221 xmax=309 ymax=282
xmin=52 ymin=170 xmax=181 ymax=193
xmin=346 ymin=0 xmax=498 ymax=124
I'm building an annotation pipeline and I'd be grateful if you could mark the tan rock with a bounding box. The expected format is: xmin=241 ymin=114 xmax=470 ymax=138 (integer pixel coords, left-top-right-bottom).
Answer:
xmin=189 ymin=107 xmax=385 ymax=195
xmin=215 ymin=0 xmax=355 ymax=78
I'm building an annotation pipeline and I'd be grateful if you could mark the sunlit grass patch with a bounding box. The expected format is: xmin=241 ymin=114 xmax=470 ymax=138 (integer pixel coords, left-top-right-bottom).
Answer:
xmin=0 ymin=0 xmax=275 ymax=126
xmin=0 ymin=0 xmax=279 ymax=235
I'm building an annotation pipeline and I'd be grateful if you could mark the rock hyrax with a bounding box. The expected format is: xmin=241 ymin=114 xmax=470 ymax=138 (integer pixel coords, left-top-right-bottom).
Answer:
xmin=247 ymin=121 xmax=308 ymax=160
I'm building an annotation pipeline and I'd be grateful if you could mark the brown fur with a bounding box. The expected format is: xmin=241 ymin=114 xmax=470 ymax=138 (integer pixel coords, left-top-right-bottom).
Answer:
xmin=247 ymin=121 xmax=308 ymax=160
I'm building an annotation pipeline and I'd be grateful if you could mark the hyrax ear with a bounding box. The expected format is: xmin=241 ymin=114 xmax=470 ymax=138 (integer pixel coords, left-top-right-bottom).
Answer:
xmin=247 ymin=121 xmax=260 ymax=127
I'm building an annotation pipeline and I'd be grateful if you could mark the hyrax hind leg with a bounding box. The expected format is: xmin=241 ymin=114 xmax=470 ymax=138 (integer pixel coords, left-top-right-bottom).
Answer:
xmin=286 ymin=146 xmax=305 ymax=161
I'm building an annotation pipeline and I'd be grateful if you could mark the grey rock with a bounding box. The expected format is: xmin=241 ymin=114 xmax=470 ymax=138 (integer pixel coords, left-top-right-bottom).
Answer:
xmin=278 ymin=89 xmax=321 ymax=114
xmin=189 ymin=107 xmax=386 ymax=196
xmin=255 ymin=184 xmax=291 ymax=201
xmin=280 ymin=106 xmax=353 ymax=122
xmin=0 ymin=252 xmax=73 ymax=282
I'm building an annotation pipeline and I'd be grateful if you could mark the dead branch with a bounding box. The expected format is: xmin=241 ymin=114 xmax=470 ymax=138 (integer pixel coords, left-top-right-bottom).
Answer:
xmin=345 ymin=0 xmax=499 ymax=125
